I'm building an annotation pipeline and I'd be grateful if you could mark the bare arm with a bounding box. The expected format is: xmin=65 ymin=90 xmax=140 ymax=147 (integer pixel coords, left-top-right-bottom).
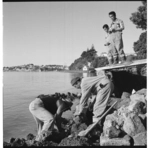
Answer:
xmin=55 ymin=100 xmax=66 ymax=131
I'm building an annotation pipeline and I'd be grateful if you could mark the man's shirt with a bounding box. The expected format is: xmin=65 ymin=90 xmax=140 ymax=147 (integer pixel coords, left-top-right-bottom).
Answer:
xmin=110 ymin=18 xmax=124 ymax=33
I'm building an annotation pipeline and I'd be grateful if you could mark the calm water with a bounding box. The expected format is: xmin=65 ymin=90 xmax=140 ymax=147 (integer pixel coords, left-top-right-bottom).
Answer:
xmin=3 ymin=72 xmax=82 ymax=142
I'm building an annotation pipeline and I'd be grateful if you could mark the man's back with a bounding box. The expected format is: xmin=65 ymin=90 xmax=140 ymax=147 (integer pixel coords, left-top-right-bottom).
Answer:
xmin=37 ymin=94 xmax=58 ymax=114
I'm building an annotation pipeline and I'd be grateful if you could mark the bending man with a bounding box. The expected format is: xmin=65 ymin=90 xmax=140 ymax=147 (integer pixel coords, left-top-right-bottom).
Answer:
xmin=29 ymin=94 xmax=73 ymax=141
xmin=71 ymin=72 xmax=114 ymax=124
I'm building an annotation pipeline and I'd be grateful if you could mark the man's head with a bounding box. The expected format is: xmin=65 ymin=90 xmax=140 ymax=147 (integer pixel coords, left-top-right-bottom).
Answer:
xmin=103 ymin=24 xmax=109 ymax=33
xmin=71 ymin=77 xmax=81 ymax=89
xmin=109 ymin=11 xmax=116 ymax=21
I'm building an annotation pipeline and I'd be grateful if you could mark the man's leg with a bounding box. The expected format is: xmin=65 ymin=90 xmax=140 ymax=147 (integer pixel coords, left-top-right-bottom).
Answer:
xmin=108 ymin=43 xmax=119 ymax=65
xmin=32 ymin=115 xmax=43 ymax=135
xmin=93 ymin=78 xmax=114 ymax=122
xmin=115 ymin=35 xmax=126 ymax=63
xmin=29 ymin=98 xmax=54 ymax=140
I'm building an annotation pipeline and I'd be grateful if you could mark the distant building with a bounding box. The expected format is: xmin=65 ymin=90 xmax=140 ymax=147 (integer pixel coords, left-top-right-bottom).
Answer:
xmin=83 ymin=65 xmax=88 ymax=71
xmin=100 ymin=52 xmax=108 ymax=57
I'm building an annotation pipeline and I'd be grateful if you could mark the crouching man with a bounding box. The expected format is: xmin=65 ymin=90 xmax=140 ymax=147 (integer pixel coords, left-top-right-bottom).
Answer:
xmin=71 ymin=72 xmax=114 ymax=134
xmin=29 ymin=94 xmax=73 ymax=141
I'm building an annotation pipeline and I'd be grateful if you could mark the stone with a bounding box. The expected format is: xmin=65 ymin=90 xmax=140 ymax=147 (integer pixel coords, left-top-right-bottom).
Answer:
xmin=105 ymin=126 xmax=121 ymax=138
xmin=123 ymin=113 xmax=146 ymax=137
xmin=136 ymin=88 xmax=147 ymax=96
xmin=100 ymin=134 xmax=131 ymax=146
xmin=71 ymin=123 xmax=87 ymax=136
xmin=130 ymin=93 xmax=146 ymax=103
xmin=103 ymin=112 xmax=124 ymax=138
xmin=9 ymin=137 xmax=15 ymax=143
xmin=114 ymin=97 xmax=131 ymax=109
xmin=26 ymin=133 xmax=35 ymax=140
xmin=132 ymin=101 xmax=146 ymax=114
xmin=128 ymin=101 xmax=146 ymax=115
xmin=59 ymin=136 xmax=93 ymax=146
xmin=133 ymin=132 xmax=147 ymax=146
xmin=140 ymin=66 xmax=147 ymax=76
xmin=3 ymin=142 xmax=11 ymax=147
xmin=121 ymin=92 xmax=131 ymax=99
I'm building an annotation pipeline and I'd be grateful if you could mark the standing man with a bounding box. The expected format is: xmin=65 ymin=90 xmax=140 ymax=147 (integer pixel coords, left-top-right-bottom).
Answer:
xmin=103 ymin=24 xmax=119 ymax=65
xmin=108 ymin=11 xmax=126 ymax=64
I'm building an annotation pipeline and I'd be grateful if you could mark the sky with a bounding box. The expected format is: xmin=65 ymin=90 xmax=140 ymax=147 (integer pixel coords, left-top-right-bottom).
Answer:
xmin=3 ymin=1 xmax=144 ymax=67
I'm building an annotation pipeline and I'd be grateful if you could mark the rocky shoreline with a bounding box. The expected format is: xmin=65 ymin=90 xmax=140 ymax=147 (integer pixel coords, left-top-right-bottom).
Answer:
xmin=4 ymin=68 xmax=147 ymax=147
xmin=4 ymin=88 xmax=147 ymax=147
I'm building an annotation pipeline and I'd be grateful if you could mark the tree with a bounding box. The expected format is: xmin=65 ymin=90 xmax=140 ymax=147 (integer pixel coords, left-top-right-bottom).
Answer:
xmin=130 ymin=1 xmax=147 ymax=59
xmin=69 ymin=44 xmax=98 ymax=70
xmin=130 ymin=1 xmax=147 ymax=30
xmin=91 ymin=57 xmax=108 ymax=68
xmin=133 ymin=31 xmax=147 ymax=59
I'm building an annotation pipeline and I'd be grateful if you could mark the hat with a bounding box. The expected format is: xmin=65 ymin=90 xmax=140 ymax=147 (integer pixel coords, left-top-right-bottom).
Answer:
xmin=71 ymin=77 xmax=81 ymax=86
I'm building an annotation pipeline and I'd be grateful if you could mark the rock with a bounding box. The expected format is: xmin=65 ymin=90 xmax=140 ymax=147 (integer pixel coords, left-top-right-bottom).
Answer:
xmin=132 ymin=101 xmax=146 ymax=114
xmin=136 ymin=88 xmax=147 ymax=96
xmin=123 ymin=113 xmax=146 ymax=137
xmin=105 ymin=126 xmax=122 ymax=138
xmin=104 ymin=111 xmax=124 ymax=128
xmin=133 ymin=132 xmax=147 ymax=145
xmin=140 ymin=65 xmax=147 ymax=76
xmin=3 ymin=142 xmax=11 ymax=147
xmin=103 ymin=112 xmax=124 ymax=139
xmin=71 ymin=123 xmax=87 ymax=136
xmin=9 ymin=137 xmax=15 ymax=144
xmin=100 ymin=134 xmax=131 ymax=146
xmin=130 ymin=93 xmax=146 ymax=103
xmin=26 ymin=133 xmax=35 ymax=140
xmin=114 ymin=97 xmax=131 ymax=109
xmin=10 ymin=138 xmax=27 ymax=147
xmin=128 ymin=101 xmax=146 ymax=115
xmin=121 ymin=92 xmax=131 ymax=99
xmin=59 ymin=136 xmax=93 ymax=146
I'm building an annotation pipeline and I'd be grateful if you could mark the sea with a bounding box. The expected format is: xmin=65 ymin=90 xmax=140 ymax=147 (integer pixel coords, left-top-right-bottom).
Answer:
xmin=3 ymin=72 xmax=83 ymax=142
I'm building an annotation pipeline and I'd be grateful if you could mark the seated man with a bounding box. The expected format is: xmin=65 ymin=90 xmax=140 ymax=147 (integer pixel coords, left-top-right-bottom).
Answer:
xmin=29 ymin=94 xmax=73 ymax=141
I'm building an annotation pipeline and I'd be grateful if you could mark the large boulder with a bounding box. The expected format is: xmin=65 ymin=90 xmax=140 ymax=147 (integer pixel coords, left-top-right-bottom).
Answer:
xmin=133 ymin=132 xmax=147 ymax=146
xmin=123 ymin=113 xmax=146 ymax=137
xmin=130 ymin=93 xmax=146 ymax=103
xmin=103 ymin=111 xmax=124 ymax=138
xmin=135 ymin=88 xmax=147 ymax=96
xmin=100 ymin=134 xmax=131 ymax=146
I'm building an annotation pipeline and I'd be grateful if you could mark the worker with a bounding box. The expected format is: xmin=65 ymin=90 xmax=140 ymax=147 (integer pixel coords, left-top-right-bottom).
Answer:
xmin=108 ymin=11 xmax=126 ymax=64
xmin=71 ymin=72 xmax=114 ymax=124
xmin=103 ymin=24 xmax=119 ymax=65
xmin=29 ymin=94 xmax=73 ymax=141
xmin=71 ymin=70 xmax=146 ymax=136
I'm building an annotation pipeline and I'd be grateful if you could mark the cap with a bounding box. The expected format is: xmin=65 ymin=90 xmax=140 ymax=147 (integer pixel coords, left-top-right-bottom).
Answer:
xmin=71 ymin=77 xmax=81 ymax=86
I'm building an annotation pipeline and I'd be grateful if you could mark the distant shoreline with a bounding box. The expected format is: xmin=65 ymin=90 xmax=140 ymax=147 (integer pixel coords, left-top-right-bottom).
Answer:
xmin=3 ymin=70 xmax=88 ymax=73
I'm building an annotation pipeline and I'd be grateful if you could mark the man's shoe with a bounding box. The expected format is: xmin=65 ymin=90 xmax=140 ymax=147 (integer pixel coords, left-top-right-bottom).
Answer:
xmin=119 ymin=55 xmax=126 ymax=64
xmin=112 ymin=56 xmax=119 ymax=65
